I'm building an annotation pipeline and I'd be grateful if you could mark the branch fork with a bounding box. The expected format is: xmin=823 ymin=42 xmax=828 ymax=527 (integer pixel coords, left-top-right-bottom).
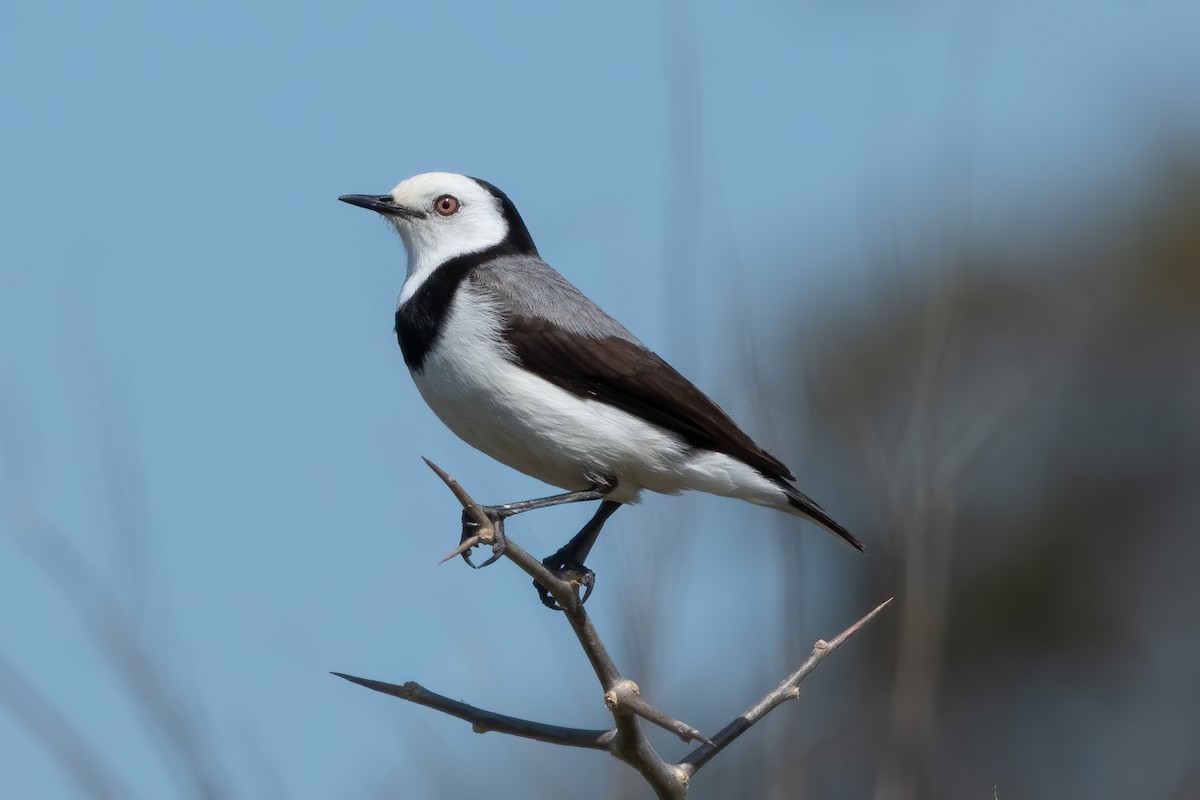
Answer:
xmin=337 ymin=459 xmax=891 ymax=798
xmin=605 ymin=680 xmax=712 ymax=745
xmin=427 ymin=458 xmax=499 ymax=564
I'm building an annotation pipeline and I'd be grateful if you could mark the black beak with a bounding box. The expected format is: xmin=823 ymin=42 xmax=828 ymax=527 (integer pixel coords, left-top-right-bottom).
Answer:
xmin=338 ymin=194 xmax=424 ymax=218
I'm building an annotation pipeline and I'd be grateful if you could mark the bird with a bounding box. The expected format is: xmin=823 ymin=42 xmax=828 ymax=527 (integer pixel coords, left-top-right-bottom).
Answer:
xmin=339 ymin=173 xmax=862 ymax=602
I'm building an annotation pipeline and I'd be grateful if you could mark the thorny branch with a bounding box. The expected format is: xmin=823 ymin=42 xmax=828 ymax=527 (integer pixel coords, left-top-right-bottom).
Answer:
xmin=331 ymin=674 xmax=615 ymax=750
xmin=336 ymin=460 xmax=890 ymax=799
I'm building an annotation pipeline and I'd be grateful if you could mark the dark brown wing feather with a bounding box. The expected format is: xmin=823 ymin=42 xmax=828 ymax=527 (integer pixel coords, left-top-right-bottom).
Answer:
xmin=503 ymin=316 xmax=796 ymax=482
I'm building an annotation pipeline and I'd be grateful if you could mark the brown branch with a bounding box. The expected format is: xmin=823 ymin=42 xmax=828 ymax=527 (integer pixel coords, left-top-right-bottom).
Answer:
xmin=605 ymin=680 xmax=713 ymax=745
xmin=420 ymin=460 xmax=689 ymax=797
xmin=340 ymin=461 xmax=889 ymax=798
xmin=423 ymin=457 xmax=495 ymax=552
xmin=677 ymin=597 xmax=894 ymax=778
xmin=332 ymin=673 xmax=615 ymax=750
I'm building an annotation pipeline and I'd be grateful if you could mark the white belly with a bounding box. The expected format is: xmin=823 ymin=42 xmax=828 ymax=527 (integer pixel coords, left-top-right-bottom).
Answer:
xmin=410 ymin=289 xmax=791 ymax=510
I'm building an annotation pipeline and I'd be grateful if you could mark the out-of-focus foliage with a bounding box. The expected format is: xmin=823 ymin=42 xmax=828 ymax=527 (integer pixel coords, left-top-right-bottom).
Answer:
xmin=692 ymin=147 xmax=1200 ymax=799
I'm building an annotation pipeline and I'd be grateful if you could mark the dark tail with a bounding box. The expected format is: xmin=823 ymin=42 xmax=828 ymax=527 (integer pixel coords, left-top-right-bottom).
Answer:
xmin=783 ymin=484 xmax=865 ymax=552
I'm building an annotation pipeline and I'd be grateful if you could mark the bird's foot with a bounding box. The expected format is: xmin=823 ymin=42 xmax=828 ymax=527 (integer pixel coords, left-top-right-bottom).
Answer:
xmin=535 ymin=549 xmax=595 ymax=611
xmin=458 ymin=506 xmax=509 ymax=569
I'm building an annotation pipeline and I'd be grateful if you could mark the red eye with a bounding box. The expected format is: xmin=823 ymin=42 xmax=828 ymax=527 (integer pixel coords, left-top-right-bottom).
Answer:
xmin=434 ymin=195 xmax=459 ymax=216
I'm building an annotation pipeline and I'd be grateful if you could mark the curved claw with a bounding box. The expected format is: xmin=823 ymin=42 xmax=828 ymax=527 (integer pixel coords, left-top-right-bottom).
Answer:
xmin=535 ymin=557 xmax=596 ymax=611
xmin=468 ymin=534 xmax=507 ymax=569
xmin=458 ymin=511 xmax=507 ymax=569
xmin=577 ymin=572 xmax=595 ymax=605
xmin=535 ymin=580 xmax=561 ymax=611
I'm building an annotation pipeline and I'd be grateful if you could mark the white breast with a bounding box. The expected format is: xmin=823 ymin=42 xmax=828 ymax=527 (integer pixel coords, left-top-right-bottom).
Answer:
xmin=409 ymin=283 xmax=797 ymax=515
xmin=409 ymin=285 xmax=697 ymax=503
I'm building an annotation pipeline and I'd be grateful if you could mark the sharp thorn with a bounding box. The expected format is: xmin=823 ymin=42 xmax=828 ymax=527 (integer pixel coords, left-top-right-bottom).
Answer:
xmin=438 ymin=535 xmax=482 ymax=564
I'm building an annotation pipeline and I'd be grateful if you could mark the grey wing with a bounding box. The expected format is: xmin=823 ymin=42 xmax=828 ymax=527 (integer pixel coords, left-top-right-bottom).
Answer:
xmin=469 ymin=256 xmax=797 ymax=482
xmin=470 ymin=255 xmax=642 ymax=343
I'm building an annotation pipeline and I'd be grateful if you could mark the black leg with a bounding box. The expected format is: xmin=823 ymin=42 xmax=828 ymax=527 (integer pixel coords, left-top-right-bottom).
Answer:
xmin=486 ymin=486 xmax=613 ymax=518
xmin=537 ymin=499 xmax=622 ymax=610
xmin=459 ymin=479 xmax=617 ymax=569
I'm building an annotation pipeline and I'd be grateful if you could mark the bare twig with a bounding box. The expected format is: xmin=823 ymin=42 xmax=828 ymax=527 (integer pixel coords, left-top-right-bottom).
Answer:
xmin=678 ymin=597 xmax=893 ymax=778
xmin=339 ymin=461 xmax=889 ymax=798
xmin=332 ymin=673 xmax=615 ymax=750
xmin=420 ymin=460 xmax=688 ymax=797
xmin=436 ymin=536 xmax=480 ymax=564
xmin=606 ymin=680 xmax=713 ymax=746
xmin=423 ymin=457 xmax=495 ymax=564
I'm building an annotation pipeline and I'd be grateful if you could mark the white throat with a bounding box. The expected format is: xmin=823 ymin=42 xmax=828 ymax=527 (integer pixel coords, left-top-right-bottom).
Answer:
xmin=394 ymin=213 xmax=508 ymax=306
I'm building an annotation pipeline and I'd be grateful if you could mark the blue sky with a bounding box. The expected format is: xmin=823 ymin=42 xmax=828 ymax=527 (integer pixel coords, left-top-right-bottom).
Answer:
xmin=2 ymin=1 xmax=1198 ymax=797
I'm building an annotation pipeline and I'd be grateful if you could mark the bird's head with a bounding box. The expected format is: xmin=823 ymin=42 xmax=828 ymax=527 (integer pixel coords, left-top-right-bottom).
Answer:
xmin=340 ymin=173 xmax=537 ymax=277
